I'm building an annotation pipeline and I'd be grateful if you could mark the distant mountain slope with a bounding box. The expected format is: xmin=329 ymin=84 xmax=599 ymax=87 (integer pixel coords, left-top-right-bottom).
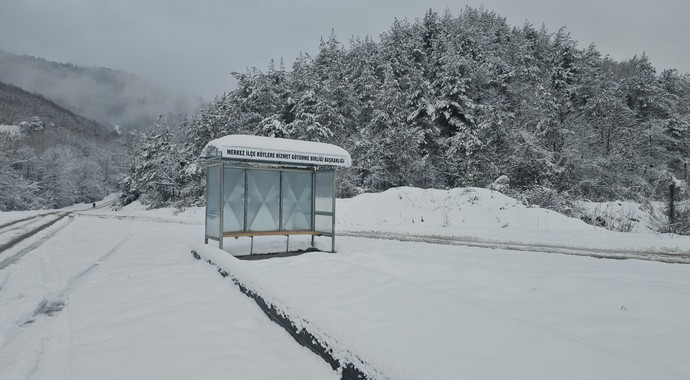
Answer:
xmin=0 ymin=80 xmax=107 ymax=137
xmin=0 ymin=49 xmax=203 ymax=132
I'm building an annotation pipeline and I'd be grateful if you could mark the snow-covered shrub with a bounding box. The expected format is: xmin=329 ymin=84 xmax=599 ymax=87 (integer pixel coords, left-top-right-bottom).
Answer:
xmin=117 ymin=176 xmax=140 ymax=207
xmin=577 ymin=202 xmax=642 ymax=232
xmin=488 ymin=175 xmax=510 ymax=191
xmin=664 ymin=200 xmax=690 ymax=235
xmin=505 ymin=186 xmax=576 ymax=217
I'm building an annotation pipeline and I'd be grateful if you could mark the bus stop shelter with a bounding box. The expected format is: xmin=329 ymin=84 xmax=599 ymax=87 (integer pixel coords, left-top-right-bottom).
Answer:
xmin=200 ymin=134 xmax=352 ymax=255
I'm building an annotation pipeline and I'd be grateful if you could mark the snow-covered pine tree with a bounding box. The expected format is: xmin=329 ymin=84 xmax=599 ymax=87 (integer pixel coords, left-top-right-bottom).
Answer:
xmin=359 ymin=64 xmax=426 ymax=190
xmin=0 ymin=135 xmax=41 ymax=210
xmin=130 ymin=6 xmax=690 ymax=216
xmin=128 ymin=116 xmax=182 ymax=207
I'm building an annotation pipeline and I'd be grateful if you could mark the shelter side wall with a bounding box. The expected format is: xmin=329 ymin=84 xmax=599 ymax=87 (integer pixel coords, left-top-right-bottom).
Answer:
xmin=205 ymin=165 xmax=221 ymax=239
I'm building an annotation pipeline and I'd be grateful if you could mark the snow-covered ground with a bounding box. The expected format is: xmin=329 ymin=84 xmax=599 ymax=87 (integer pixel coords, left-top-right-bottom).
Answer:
xmin=0 ymin=124 xmax=22 ymax=136
xmin=336 ymin=187 xmax=690 ymax=256
xmin=1 ymin=187 xmax=690 ymax=379
xmin=246 ymin=238 xmax=690 ymax=379
xmin=0 ymin=210 xmax=48 ymax=226
xmin=0 ymin=207 xmax=337 ymax=379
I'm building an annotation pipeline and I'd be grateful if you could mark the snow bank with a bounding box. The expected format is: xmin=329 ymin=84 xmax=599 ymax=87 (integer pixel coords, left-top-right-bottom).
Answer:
xmin=337 ymin=186 xmax=690 ymax=255
xmin=191 ymin=243 xmax=435 ymax=380
xmin=339 ymin=186 xmax=591 ymax=232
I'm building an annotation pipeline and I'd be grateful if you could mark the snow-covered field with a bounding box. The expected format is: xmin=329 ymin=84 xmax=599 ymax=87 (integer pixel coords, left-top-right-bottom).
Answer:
xmin=1 ymin=187 xmax=690 ymax=379
xmin=246 ymin=238 xmax=690 ymax=379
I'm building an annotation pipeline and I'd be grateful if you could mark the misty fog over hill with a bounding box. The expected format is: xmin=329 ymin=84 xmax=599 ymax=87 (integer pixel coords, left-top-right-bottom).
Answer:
xmin=0 ymin=49 xmax=204 ymax=132
xmin=0 ymin=81 xmax=107 ymax=137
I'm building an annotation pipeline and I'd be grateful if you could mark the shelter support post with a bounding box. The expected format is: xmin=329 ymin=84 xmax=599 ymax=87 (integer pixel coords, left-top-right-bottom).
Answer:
xmin=219 ymin=161 xmax=225 ymax=250
xmin=331 ymin=169 xmax=337 ymax=253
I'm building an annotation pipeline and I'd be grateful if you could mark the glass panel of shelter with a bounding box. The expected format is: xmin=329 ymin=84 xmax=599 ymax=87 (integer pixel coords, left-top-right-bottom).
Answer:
xmin=314 ymin=170 xmax=334 ymax=234
xmin=208 ymin=163 xmax=337 ymax=252
xmin=222 ymin=167 xmax=245 ymax=233
xmin=314 ymin=170 xmax=334 ymax=213
xmin=205 ymin=165 xmax=221 ymax=239
xmin=282 ymin=171 xmax=313 ymax=230
xmin=246 ymin=169 xmax=281 ymax=231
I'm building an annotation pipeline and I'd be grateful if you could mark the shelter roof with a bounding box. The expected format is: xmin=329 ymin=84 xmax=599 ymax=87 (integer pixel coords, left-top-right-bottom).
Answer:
xmin=200 ymin=134 xmax=351 ymax=167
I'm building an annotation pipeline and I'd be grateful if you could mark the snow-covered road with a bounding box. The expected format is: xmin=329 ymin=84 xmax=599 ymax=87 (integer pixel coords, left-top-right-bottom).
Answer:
xmin=340 ymin=229 xmax=690 ymax=263
xmin=0 ymin=212 xmax=337 ymax=380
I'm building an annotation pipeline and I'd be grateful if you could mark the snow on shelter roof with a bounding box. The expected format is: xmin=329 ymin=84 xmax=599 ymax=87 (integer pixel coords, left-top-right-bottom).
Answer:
xmin=200 ymin=134 xmax=352 ymax=167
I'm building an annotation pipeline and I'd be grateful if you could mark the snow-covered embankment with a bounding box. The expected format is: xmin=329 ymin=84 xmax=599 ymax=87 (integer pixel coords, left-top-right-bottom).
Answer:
xmin=192 ymin=243 xmax=435 ymax=380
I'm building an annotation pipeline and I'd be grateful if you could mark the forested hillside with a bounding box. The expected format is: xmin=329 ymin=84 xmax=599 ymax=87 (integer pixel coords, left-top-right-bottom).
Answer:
xmin=0 ymin=49 xmax=203 ymax=132
xmin=0 ymin=81 xmax=124 ymax=210
xmin=123 ymin=8 xmax=690 ymax=214
xmin=0 ymin=81 xmax=104 ymax=136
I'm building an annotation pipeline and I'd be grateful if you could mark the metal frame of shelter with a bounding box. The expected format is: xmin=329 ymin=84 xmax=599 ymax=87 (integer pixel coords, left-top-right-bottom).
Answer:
xmin=201 ymin=135 xmax=350 ymax=255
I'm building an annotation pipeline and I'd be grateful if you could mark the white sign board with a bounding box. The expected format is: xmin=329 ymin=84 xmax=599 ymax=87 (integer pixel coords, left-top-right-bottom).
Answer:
xmin=201 ymin=135 xmax=352 ymax=167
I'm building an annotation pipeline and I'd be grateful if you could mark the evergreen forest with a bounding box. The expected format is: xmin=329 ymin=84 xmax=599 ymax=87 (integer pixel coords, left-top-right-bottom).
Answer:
xmin=125 ymin=8 xmax=690 ymax=214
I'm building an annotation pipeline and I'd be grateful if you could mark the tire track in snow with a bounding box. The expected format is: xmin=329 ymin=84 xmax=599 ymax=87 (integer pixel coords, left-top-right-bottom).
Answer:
xmin=0 ymin=213 xmax=66 ymax=253
xmin=0 ymin=201 xmax=114 ymax=264
xmin=0 ymin=212 xmax=60 ymax=231
xmin=25 ymin=236 xmax=129 ymax=323
xmin=60 ymin=236 xmax=129 ymax=294
xmin=35 ymin=237 xmax=128 ymax=321
xmin=0 ymin=214 xmax=75 ymax=270
xmin=340 ymin=230 xmax=690 ymax=264
xmin=0 ymin=237 xmax=129 ymax=380
xmin=76 ymin=212 xmax=203 ymax=225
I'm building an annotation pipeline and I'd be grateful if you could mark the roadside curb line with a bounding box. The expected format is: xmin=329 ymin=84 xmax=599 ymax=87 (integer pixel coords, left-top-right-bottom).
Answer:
xmin=192 ymin=248 xmax=372 ymax=380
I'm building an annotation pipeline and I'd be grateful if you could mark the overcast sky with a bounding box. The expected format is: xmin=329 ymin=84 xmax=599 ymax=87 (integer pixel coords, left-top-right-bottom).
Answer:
xmin=1 ymin=0 xmax=688 ymax=100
